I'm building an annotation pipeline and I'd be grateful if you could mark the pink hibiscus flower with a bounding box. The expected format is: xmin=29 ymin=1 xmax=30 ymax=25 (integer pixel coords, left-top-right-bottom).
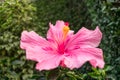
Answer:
xmin=20 ymin=20 xmax=105 ymax=71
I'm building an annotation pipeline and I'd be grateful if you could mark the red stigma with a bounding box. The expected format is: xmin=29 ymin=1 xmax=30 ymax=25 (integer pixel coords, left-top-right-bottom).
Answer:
xmin=64 ymin=22 xmax=69 ymax=26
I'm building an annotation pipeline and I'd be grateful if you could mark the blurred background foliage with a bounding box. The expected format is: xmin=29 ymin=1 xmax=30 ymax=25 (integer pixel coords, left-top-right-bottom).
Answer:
xmin=0 ymin=0 xmax=119 ymax=80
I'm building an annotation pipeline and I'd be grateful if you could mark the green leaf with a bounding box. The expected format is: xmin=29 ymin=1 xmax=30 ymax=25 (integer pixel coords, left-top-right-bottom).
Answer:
xmin=47 ymin=68 xmax=60 ymax=80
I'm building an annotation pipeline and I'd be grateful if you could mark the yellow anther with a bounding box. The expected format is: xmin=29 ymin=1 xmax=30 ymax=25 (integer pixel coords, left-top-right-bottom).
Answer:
xmin=63 ymin=26 xmax=70 ymax=39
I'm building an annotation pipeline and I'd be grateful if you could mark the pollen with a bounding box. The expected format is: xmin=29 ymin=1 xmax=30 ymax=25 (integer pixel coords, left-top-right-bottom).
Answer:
xmin=63 ymin=26 xmax=70 ymax=39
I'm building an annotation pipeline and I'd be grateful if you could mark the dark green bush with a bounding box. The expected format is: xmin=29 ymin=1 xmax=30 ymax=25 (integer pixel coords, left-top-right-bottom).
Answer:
xmin=85 ymin=0 xmax=120 ymax=79
xmin=34 ymin=0 xmax=92 ymax=32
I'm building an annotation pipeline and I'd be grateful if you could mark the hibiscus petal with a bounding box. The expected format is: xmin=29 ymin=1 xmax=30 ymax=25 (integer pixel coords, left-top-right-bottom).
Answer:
xmin=47 ymin=21 xmax=63 ymax=43
xmin=79 ymin=48 xmax=105 ymax=68
xmin=36 ymin=54 xmax=63 ymax=71
xmin=66 ymin=27 xmax=102 ymax=50
xmin=63 ymin=54 xmax=81 ymax=69
xmin=55 ymin=20 xmax=65 ymax=29
xmin=47 ymin=20 xmax=74 ymax=43
xmin=25 ymin=46 xmax=53 ymax=62
xmin=64 ymin=48 xmax=104 ymax=69
xmin=78 ymin=48 xmax=104 ymax=68
xmin=47 ymin=20 xmax=64 ymax=41
xmin=20 ymin=31 xmax=48 ymax=49
xmin=24 ymin=45 xmax=63 ymax=71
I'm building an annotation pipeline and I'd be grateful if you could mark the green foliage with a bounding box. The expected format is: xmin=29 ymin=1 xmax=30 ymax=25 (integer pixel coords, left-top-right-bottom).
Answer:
xmin=85 ymin=0 xmax=120 ymax=79
xmin=0 ymin=0 xmax=119 ymax=80
xmin=0 ymin=0 xmax=41 ymax=79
